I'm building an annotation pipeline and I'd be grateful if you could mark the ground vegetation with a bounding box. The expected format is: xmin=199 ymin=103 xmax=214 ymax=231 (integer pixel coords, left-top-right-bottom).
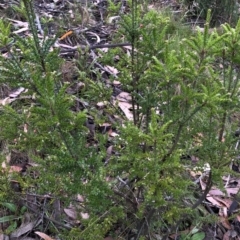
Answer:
xmin=0 ymin=0 xmax=240 ymax=239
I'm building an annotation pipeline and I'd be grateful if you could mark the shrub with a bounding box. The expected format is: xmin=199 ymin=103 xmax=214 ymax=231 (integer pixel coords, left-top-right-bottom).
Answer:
xmin=0 ymin=0 xmax=240 ymax=239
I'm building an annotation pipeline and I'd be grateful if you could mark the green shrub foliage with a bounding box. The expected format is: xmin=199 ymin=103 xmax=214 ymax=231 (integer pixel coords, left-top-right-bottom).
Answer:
xmin=0 ymin=0 xmax=240 ymax=238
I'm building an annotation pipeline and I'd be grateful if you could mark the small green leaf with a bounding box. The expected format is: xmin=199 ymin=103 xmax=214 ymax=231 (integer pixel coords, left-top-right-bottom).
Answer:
xmin=0 ymin=202 xmax=17 ymax=213
xmin=0 ymin=215 xmax=21 ymax=223
xmin=191 ymin=232 xmax=205 ymax=240
xmin=5 ymin=221 xmax=17 ymax=234
xmin=20 ymin=206 xmax=27 ymax=214
xmin=191 ymin=227 xmax=200 ymax=234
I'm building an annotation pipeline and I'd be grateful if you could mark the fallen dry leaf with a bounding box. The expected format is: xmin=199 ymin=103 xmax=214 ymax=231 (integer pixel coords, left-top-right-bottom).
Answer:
xmin=7 ymin=18 xmax=28 ymax=28
xmin=80 ymin=212 xmax=89 ymax=219
xmin=104 ymin=65 xmax=119 ymax=76
xmin=113 ymin=80 xmax=121 ymax=85
xmin=219 ymin=216 xmax=232 ymax=229
xmin=0 ymin=97 xmax=16 ymax=105
xmin=64 ymin=208 xmax=77 ymax=220
xmin=219 ymin=206 xmax=228 ymax=217
xmin=118 ymin=101 xmax=133 ymax=120
xmin=96 ymin=101 xmax=108 ymax=108
xmin=109 ymin=131 xmax=119 ymax=137
xmin=35 ymin=232 xmax=55 ymax=240
xmin=222 ymin=231 xmax=231 ymax=240
xmin=209 ymin=187 xmax=239 ymax=197
xmin=206 ymin=196 xmax=223 ymax=207
xmin=9 ymin=87 xmax=25 ymax=98
xmin=116 ymin=92 xmax=132 ymax=102
xmin=2 ymin=160 xmax=22 ymax=173
xmin=13 ymin=27 xmax=29 ymax=34
xmin=99 ymin=122 xmax=111 ymax=130
xmin=213 ymin=196 xmax=232 ymax=208
xmin=10 ymin=222 xmax=35 ymax=238
xmin=77 ymin=194 xmax=85 ymax=202
xmin=9 ymin=165 xmax=23 ymax=173
xmin=106 ymin=145 xmax=113 ymax=156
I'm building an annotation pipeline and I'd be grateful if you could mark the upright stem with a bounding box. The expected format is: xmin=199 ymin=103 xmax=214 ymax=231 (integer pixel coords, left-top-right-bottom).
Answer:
xmin=131 ymin=0 xmax=139 ymax=125
xmin=23 ymin=0 xmax=46 ymax=73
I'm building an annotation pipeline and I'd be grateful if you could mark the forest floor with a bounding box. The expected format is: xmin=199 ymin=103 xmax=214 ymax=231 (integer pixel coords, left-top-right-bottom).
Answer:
xmin=1 ymin=0 xmax=240 ymax=240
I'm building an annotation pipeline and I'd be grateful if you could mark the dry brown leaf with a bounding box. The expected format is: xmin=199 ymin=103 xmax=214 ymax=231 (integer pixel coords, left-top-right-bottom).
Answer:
xmin=80 ymin=212 xmax=89 ymax=219
xmin=199 ymin=177 xmax=206 ymax=190
xmin=104 ymin=65 xmax=119 ymax=76
xmin=99 ymin=122 xmax=111 ymax=128
xmin=77 ymin=194 xmax=85 ymax=202
xmin=209 ymin=187 xmax=239 ymax=197
xmin=7 ymin=18 xmax=28 ymax=28
xmin=123 ymin=45 xmax=132 ymax=51
xmin=35 ymin=232 xmax=55 ymax=240
xmin=9 ymin=165 xmax=23 ymax=173
xmin=224 ymin=178 xmax=240 ymax=188
xmin=113 ymin=80 xmax=121 ymax=85
xmin=10 ymin=221 xmax=36 ymax=238
xmin=225 ymin=229 xmax=238 ymax=238
xmin=226 ymin=187 xmax=239 ymax=196
xmin=13 ymin=27 xmax=29 ymax=34
xmin=1 ymin=160 xmax=22 ymax=173
xmin=213 ymin=197 xmax=232 ymax=208
xmin=107 ymin=16 xmax=120 ymax=24
xmin=6 ymin=19 xmax=29 ymax=34
xmin=100 ymin=47 xmax=109 ymax=53
xmin=9 ymin=87 xmax=25 ymax=98
xmin=107 ymin=145 xmax=113 ymax=156
xmin=2 ymin=161 xmax=6 ymax=168
xmin=190 ymin=155 xmax=199 ymax=163
xmin=118 ymin=101 xmax=133 ymax=120
xmin=116 ymin=92 xmax=132 ymax=102
xmin=107 ymin=128 xmax=113 ymax=136
xmin=96 ymin=101 xmax=108 ymax=108
xmin=105 ymin=176 xmax=113 ymax=182
xmin=0 ymin=97 xmax=15 ymax=105
xmin=219 ymin=207 xmax=228 ymax=217
xmin=222 ymin=231 xmax=231 ymax=240
xmin=206 ymin=196 xmax=223 ymax=207
xmin=109 ymin=131 xmax=119 ymax=137
xmin=219 ymin=216 xmax=232 ymax=229
xmin=209 ymin=188 xmax=226 ymax=196
xmin=64 ymin=208 xmax=77 ymax=220
xmin=189 ymin=170 xmax=202 ymax=177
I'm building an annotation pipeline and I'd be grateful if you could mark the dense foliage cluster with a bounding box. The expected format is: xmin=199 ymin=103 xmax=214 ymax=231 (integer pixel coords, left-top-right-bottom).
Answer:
xmin=0 ymin=0 xmax=240 ymax=239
